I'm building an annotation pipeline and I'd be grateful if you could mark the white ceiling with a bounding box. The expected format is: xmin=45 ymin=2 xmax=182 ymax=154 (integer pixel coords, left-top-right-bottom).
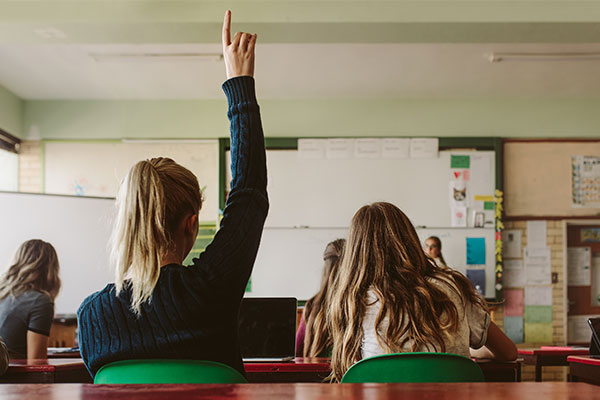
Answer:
xmin=0 ymin=43 xmax=599 ymax=100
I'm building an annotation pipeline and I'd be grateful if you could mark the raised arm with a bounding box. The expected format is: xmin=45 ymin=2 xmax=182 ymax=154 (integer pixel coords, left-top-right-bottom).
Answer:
xmin=191 ymin=11 xmax=268 ymax=293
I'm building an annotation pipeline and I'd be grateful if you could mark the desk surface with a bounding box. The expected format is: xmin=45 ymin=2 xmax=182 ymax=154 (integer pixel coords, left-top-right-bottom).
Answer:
xmin=567 ymin=356 xmax=600 ymax=366
xmin=0 ymin=383 xmax=596 ymax=399
xmin=8 ymin=358 xmax=85 ymax=372
xmin=518 ymin=348 xmax=590 ymax=356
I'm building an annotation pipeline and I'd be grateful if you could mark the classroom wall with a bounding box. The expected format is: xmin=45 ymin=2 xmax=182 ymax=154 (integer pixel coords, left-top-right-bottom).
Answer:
xmin=503 ymin=220 xmax=567 ymax=381
xmin=0 ymin=84 xmax=23 ymax=138
xmin=18 ymin=141 xmax=42 ymax=193
xmin=24 ymin=98 xmax=600 ymax=139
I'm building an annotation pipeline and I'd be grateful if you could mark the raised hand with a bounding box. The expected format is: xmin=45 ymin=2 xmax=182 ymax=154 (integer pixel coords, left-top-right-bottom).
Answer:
xmin=222 ymin=10 xmax=257 ymax=79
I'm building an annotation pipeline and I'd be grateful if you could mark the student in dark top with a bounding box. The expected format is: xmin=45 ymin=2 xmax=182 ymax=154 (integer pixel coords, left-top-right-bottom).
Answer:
xmin=77 ymin=10 xmax=267 ymax=378
xmin=295 ymin=239 xmax=345 ymax=357
xmin=0 ymin=239 xmax=61 ymax=359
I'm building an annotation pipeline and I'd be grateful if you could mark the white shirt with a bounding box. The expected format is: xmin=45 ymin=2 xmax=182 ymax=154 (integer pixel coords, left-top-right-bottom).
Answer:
xmin=361 ymin=278 xmax=490 ymax=359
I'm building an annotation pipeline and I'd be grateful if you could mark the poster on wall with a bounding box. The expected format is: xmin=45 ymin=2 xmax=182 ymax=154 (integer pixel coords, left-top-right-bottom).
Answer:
xmin=572 ymin=155 xmax=600 ymax=207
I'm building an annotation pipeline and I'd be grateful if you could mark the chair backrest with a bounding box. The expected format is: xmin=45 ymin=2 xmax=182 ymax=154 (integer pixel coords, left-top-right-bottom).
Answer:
xmin=94 ymin=359 xmax=248 ymax=384
xmin=341 ymin=352 xmax=485 ymax=383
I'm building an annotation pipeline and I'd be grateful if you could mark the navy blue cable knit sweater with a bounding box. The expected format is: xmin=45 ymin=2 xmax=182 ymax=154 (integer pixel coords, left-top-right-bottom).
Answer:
xmin=77 ymin=76 xmax=268 ymax=377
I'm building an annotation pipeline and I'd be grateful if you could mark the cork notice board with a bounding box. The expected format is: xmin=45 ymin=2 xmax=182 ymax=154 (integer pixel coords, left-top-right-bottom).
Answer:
xmin=504 ymin=141 xmax=600 ymax=217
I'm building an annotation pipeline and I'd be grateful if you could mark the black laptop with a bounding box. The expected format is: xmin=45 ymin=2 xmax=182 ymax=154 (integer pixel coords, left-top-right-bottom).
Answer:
xmin=588 ymin=317 xmax=600 ymax=358
xmin=238 ymin=297 xmax=297 ymax=362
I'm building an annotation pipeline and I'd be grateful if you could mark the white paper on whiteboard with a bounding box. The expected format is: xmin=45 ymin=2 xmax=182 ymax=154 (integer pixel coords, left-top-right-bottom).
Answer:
xmin=410 ymin=138 xmax=438 ymax=158
xmin=451 ymin=205 xmax=467 ymax=228
xmin=326 ymin=139 xmax=354 ymax=159
xmin=525 ymin=285 xmax=552 ymax=306
xmin=567 ymin=247 xmax=591 ymax=286
xmin=503 ymin=229 xmax=522 ymax=259
xmin=298 ymin=139 xmax=326 ymax=159
xmin=527 ymin=220 xmax=547 ymax=247
xmin=354 ymin=139 xmax=381 ymax=159
xmin=381 ymin=138 xmax=410 ymax=159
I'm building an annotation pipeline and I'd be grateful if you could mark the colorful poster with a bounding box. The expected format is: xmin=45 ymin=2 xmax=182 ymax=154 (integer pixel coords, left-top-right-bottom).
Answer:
xmin=504 ymin=316 xmax=524 ymax=343
xmin=525 ymin=323 xmax=553 ymax=343
xmin=524 ymin=305 xmax=552 ymax=323
xmin=466 ymin=269 xmax=485 ymax=296
xmin=572 ymin=155 xmax=600 ymax=207
xmin=582 ymin=228 xmax=600 ymax=243
xmin=451 ymin=155 xmax=470 ymax=169
xmin=466 ymin=237 xmax=486 ymax=265
xmin=504 ymin=289 xmax=524 ymax=316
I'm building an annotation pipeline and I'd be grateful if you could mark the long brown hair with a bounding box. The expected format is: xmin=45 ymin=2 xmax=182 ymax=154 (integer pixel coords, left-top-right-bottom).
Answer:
xmin=303 ymin=238 xmax=345 ymax=357
xmin=328 ymin=202 xmax=486 ymax=381
xmin=112 ymin=157 xmax=202 ymax=314
xmin=0 ymin=239 xmax=61 ymax=301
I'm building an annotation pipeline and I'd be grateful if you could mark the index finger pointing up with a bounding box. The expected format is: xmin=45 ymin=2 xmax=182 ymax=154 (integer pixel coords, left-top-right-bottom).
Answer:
xmin=222 ymin=10 xmax=231 ymax=46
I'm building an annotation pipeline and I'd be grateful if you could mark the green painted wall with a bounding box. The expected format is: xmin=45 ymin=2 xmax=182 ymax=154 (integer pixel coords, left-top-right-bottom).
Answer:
xmin=24 ymin=98 xmax=600 ymax=139
xmin=0 ymin=84 xmax=23 ymax=137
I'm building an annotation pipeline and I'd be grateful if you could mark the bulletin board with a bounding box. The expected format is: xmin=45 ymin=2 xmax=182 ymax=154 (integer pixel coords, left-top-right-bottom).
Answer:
xmin=504 ymin=140 xmax=600 ymax=218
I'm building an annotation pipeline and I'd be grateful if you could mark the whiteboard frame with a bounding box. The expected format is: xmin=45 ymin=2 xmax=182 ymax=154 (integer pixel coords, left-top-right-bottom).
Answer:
xmin=219 ymin=137 xmax=503 ymax=301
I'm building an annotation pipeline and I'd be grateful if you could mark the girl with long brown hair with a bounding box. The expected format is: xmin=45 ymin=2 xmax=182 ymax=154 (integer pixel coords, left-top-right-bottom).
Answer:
xmin=296 ymin=239 xmax=345 ymax=357
xmin=77 ymin=11 xmax=268 ymax=378
xmin=0 ymin=239 xmax=61 ymax=359
xmin=328 ymin=202 xmax=516 ymax=381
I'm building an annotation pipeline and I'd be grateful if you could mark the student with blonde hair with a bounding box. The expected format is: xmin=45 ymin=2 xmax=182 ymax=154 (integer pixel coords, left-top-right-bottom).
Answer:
xmin=295 ymin=239 xmax=345 ymax=357
xmin=328 ymin=202 xmax=516 ymax=382
xmin=77 ymin=11 xmax=268 ymax=377
xmin=0 ymin=239 xmax=61 ymax=359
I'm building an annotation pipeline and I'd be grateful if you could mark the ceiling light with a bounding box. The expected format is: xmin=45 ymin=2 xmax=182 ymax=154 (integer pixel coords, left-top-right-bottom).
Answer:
xmin=89 ymin=53 xmax=223 ymax=63
xmin=488 ymin=52 xmax=600 ymax=63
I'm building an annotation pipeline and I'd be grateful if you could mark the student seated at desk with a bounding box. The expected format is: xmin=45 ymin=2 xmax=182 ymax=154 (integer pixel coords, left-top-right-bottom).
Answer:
xmin=424 ymin=236 xmax=448 ymax=268
xmin=296 ymin=239 xmax=345 ymax=357
xmin=77 ymin=11 xmax=268 ymax=378
xmin=0 ymin=240 xmax=61 ymax=360
xmin=327 ymin=202 xmax=517 ymax=381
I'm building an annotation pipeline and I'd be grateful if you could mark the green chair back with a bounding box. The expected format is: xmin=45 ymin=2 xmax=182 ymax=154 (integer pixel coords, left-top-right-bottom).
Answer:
xmin=341 ymin=352 xmax=485 ymax=383
xmin=94 ymin=359 xmax=248 ymax=384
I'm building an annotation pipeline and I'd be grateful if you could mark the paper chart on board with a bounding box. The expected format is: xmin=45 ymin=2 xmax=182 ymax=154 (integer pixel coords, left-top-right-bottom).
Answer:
xmin=527 ymin=220 xmax=547 ymax=248
xmin=524 ymin=246 xmax=551 ymax=285
xmin=298 ymin=139 xmax=326 ymax=159
xmin=503 ymin=229 xmax=522 ymax=259
xmin=567 ymin=247 xmax=592 ymax=286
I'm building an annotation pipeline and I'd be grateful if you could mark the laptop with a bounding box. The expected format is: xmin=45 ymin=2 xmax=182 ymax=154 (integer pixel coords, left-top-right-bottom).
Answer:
xmin=588 ymin=317 xmax=600 ymax=358
xmin=238 ymin=297 xmax=297 ymax=362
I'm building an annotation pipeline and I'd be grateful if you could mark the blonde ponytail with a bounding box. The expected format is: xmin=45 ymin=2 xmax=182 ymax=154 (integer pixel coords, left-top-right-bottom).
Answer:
xmin=112 ymin=158 xmax=202 ymax=314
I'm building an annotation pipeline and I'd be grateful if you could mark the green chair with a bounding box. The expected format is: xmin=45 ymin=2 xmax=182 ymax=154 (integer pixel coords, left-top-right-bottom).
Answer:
xmin=94 ymin=359 xmax=248 ymax=384
xmin=341 ymin=352 xmax=485 ymax=383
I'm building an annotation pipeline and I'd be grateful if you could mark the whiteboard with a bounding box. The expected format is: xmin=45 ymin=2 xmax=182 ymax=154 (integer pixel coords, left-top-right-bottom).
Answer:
xmin=228 ymin=149 xmax=495 ymax=228
xmin=247 ymin=227 xmax=495 ymax=300
xmin=0 ymin=191 xmax=115 ymax=315
xmin=43 ymin=141 xmax=219 ymax=223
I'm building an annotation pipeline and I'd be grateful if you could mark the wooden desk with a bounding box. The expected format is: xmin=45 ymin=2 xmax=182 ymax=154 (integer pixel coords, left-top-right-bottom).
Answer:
xmin=245 ymin=357 xmax=331 ymax=383
xmin=0 ymin=382 xmax=596 ymax=399
xmin=568 ymin=356 xmax=600 ymax=386
xmin=244 ymin=358 xmax=521 ymax=383
xmin=518 ymin=348 xmax=589 ymax=382
xmin=2 ymin=358 xmax=91 ymax=383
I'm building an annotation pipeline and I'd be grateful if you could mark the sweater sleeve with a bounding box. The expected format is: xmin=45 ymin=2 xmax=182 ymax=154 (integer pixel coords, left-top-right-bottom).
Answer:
xmin=191 ymin=76 xmax=268 ymax=295
xmin=295 ymin=311 xmax=307 ymax=357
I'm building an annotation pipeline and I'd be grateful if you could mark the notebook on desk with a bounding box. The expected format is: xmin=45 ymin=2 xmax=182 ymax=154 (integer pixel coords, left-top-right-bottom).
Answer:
xmin=238 ymin=297 xmax=297 ymax=362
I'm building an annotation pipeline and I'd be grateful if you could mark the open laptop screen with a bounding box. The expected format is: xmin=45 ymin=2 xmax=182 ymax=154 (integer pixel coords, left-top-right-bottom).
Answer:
xmin=238 ymin=297 xmax=297 ymax=360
